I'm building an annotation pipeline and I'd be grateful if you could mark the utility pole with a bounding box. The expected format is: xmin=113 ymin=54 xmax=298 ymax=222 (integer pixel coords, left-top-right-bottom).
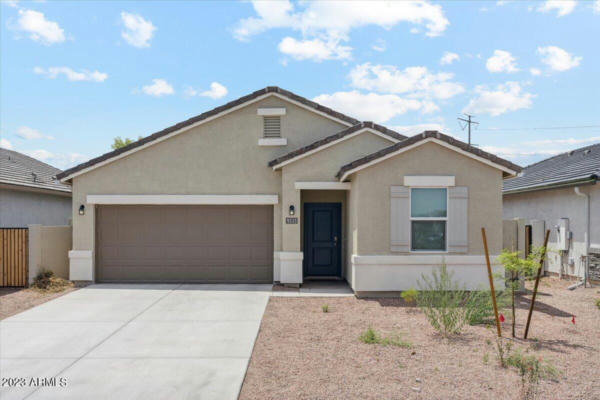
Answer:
xmin=458 ymin=114 xmax=479 ymax=146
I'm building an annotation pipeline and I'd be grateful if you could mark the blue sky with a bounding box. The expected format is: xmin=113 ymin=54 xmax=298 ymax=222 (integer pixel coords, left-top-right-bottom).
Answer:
xmin=1 ymin=0 xmax=599 ymax=169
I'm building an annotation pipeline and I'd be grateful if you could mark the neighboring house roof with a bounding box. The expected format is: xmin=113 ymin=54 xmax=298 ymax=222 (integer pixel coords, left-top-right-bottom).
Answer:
xmin=503 ymin=142 xmax=600 ymax=194
xmin=336 ymin=130 xmax=522 ymax=181
xmin=268 ymin=121 xmax=405 ymax=169
xmin=57 ymin=86 xmax=361 ymax=182
xmin=0 ymin=148 xmax=71 ymax=193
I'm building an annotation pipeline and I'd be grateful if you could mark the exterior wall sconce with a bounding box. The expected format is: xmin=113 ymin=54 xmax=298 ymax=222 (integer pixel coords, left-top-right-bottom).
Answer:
xmin=289 ymin=205 xmax=295 ymax=216
xmin=79 ymin=205 xmax=85 ymax=215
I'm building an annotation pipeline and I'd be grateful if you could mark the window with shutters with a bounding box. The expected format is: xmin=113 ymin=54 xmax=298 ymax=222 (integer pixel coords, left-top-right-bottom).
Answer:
xmin=410 ymin=188 xmax=447 ymax=251
xmin=263 ymin=116 xmax=281 ymax=138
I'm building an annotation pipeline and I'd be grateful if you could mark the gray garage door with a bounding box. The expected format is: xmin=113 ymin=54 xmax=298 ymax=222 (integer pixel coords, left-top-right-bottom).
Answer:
xmin=96 ymin=205 xmax=273 ymax=283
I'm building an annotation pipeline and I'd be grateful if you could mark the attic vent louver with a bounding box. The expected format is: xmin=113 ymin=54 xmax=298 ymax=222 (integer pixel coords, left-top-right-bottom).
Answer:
xmin=263 ymin=116 xmax=281 ymax=138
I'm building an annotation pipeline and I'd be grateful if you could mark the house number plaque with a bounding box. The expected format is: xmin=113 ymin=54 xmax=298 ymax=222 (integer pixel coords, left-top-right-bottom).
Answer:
xmin=285 ymin=217 xmax=298 ymax=224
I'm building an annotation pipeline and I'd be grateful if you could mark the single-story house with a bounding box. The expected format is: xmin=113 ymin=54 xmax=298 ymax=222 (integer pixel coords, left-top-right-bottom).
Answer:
xmin=503 ymin=143 xmax=599 ymax=282
xmin=57 ymin=87 xmax=520 ymax=295
xmin=0 ymin=148 xmax=72 ymax=227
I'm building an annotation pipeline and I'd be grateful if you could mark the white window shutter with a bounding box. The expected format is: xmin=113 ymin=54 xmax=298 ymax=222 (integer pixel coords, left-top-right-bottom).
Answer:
xmin=390 ymin=186 xmax=410 ymax=252
xmin=448 ymin=186 xmax=468 ymax=253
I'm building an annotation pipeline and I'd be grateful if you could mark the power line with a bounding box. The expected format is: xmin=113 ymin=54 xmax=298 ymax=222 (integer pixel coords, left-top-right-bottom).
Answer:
xmin=457 ymin=114 xmax=478 ymax=145
xmin=478 ymin=124 xmax=600 ymax=131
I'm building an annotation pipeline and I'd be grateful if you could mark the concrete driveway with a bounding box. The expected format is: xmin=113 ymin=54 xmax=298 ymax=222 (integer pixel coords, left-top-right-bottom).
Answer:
xmin=0 ymin=284 xmax=271 ymax=400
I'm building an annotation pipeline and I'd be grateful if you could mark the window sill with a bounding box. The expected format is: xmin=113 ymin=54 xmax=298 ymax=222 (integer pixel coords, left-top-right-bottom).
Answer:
xmin=258 ymin=138 xmax=287 ymax=146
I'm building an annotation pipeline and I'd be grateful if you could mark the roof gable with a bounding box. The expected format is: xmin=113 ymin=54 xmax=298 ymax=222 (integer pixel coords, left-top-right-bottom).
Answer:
xmin=268 ymin=122 xmax=405 ymax=169
xmin=336 ymin=131 xmax=522 ymax=181
xmin=57 ymin=86 xmax=360 ymax=182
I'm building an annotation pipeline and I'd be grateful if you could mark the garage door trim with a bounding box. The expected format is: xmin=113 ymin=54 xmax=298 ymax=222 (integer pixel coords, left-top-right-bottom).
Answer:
xmin=87 ymin=194 xmax=279 ymax=205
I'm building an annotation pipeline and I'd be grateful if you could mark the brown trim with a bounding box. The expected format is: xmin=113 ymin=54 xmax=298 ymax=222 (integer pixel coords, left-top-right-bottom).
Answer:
xmin=57 ymin=86 xmax=361 ymax=182
xmin=268 ymin=122 xmax=405 ymax=168
xmin=335 ymin=130 xmax=522 ymax=179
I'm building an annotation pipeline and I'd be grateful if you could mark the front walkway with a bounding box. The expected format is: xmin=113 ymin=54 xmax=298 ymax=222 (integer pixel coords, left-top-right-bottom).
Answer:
xmin=0 ymin=284 xmax=271 ymax=400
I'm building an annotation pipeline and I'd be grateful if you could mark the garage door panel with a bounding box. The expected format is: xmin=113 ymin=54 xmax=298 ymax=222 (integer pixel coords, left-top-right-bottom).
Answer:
xmin=96 ymin=205 xmax=273 ymax=282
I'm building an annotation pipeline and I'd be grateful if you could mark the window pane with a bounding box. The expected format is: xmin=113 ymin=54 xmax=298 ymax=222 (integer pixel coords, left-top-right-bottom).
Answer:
xmin=411 ymin=221 xmax=446 ymax=251
xmin=411 ymin=188 xmax=447 ymax=218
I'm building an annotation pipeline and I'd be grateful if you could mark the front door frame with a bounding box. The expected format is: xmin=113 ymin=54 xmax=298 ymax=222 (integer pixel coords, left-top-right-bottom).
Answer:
xmin=303 ymin=202 xmax=342 ymax=278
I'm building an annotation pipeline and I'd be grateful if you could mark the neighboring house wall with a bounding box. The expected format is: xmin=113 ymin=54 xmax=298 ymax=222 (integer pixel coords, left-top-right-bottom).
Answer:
xmin=28 ymin=225 xmax=72 ymax=283
xmin=347 ymin=141 xmax=504 ymax=292
xmin=70 ymin=96 xmax=349 ymax=279
xmin=0 ymin=186 xmax=71 ymax=227
xmin=503 ymin=184 xmax=599 ymax=278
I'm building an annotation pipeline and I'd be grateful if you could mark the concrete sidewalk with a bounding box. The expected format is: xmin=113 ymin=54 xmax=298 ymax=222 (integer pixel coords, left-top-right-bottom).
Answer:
xmin=0 ymin=284 xmax=271 ymax=400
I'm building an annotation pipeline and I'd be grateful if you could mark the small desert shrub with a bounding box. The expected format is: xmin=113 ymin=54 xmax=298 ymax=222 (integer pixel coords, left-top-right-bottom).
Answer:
xmin=31 ymin=269 xmax=73 ymax=292
xmin=358 ymin=327 xmax=411 ymax=348
xmin=482 ymin=352 xmax=489 ymax=364
xmin=400 ymin=288 xmax=418 ymax=305
xmin=506 ymin=350 xmax=559 ymax=400
xmin=494 ymin=336 xmax=513 ymax=368
xmin=464 ymin=289 xmax=511 ymax=326
xmin=595 ymin=298 xmax=600 ymax=310
xmin=417 ymin=264 xmax=470 ymax=337
xmin=321 ymin=304 xmax=329 ymax=313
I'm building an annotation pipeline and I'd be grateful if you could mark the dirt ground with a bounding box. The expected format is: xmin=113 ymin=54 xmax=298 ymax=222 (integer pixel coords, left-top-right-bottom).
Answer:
xmin=0 ymin=286 xmax=77 ymax=320
xmin=240 ymin=277 xmax=600 ymax=400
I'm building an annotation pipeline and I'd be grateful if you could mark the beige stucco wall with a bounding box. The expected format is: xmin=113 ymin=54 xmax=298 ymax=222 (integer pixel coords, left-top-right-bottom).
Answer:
xmin=70 ymin=95 xmax=349 ymax=273
xmin=279 ymin=132 xmax=394 ymax=253
xmin=28 ymin=225 xmax=72 ymax=283
xmin=349 ymin=141 xmax=504 ymax=256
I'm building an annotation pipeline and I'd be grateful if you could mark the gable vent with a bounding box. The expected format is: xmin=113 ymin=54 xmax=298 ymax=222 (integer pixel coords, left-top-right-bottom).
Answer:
xmin=263 ymin=116 xmax=281 ymax=138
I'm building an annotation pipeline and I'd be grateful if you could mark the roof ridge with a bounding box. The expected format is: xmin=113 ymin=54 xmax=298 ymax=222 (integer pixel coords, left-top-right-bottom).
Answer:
xmin=523 ymin=141 xmax=600 ymax=169
xmin=336 ymin=130 xmax=521 ymax=180
xmin=268 ymin=122 xmax=406 ymax=168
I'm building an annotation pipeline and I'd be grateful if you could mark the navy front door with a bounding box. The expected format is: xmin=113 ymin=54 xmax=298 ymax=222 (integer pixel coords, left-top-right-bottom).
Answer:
xmin=304 ymin=203 xmax=342 ymax=277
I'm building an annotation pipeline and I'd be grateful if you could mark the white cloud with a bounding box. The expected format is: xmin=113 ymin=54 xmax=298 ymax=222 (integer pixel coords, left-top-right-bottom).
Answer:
xmin=390 ymin=123 xmax=446 ymax=136
xmin=372 ymin=39 xmax=386 ymax=52
xmin=486 ymin=50 xmax=518 ymax=73
xmin=15 ymin=9 xmax=65 ymax=44
xmin=537 ymin=46 xmax=581 ymax=71
xmin=185 ymin=82 xmax=228 ymax=99
xmin=141 ymin=79 xmax=174 ymax=97
xmin=440 ymin=51 xmax=459 ymax=65
xmin=529 ymin=68 xmax=541 ymax=76
xmin=16 ymin=126 xmax=54 ymax=140
xmin=0 ymin=138 xmax=13 ymax=149
xmin=463 ymin=82 xmax=534 ymax=116
xmin=348 ymin=63 xmax=464 ymax=100
xmin=4 ymin=0 xmax=19 ymax=8
xmin=23 ymin=149 xmax=89 ymax=169
xmin=33 ymin=66 xmax=107 ymax=82
xmin=120 ymin=12 xmax=155 ymax=48
xmin=480 ymin=145 xmax=561 ymax=160
xmin=594 ymin=0 xmax=600 ymax=13
xmin=313 ymin=91 xmax=435 ymax=123
xmin=235 ymin=1 xmax=449 ymax=40
xmin=537 ymin=0 xmax=576 ymax=17
xmin=278 ymin=37 xmax=351 ymax=61
xmin=523 ymin=136 xmax=600 ymax=146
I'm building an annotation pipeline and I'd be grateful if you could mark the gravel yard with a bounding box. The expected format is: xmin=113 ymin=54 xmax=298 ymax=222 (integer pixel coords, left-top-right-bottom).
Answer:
xmin=240 ymin=277 xmax=600 ymax=400
xmin=0 ymin=286 xmax=77 ymax=320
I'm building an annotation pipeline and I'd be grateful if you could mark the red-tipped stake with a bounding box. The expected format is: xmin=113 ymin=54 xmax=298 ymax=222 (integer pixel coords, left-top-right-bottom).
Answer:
xmin=499 ymin=313 xmax=505 ymax=323
xmin=524 ymin=229 xmax=551 ymax=340
xmin=481 ymin=227 xmax=501 ymax=337
xmin=572 ymin=316 xmax=575 ymax=325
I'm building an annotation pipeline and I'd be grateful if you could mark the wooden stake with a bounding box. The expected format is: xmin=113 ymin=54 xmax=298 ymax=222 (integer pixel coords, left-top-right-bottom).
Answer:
xmin=481 ymin=227 xmax=501 ymax=337
xmin=523 ymin=229 xmax=551 ymax=339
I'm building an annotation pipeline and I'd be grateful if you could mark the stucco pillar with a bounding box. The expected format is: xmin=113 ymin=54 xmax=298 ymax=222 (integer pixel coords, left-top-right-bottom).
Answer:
xmin=277 ymin=169 xmax=303 ymax=284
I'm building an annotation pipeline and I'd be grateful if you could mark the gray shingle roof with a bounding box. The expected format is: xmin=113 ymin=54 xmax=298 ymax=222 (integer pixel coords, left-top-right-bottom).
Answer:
xmin=0 ymin=148 xmax=71 ymax=193
xmin=503 ymin=142 xmax=600 ymax=194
